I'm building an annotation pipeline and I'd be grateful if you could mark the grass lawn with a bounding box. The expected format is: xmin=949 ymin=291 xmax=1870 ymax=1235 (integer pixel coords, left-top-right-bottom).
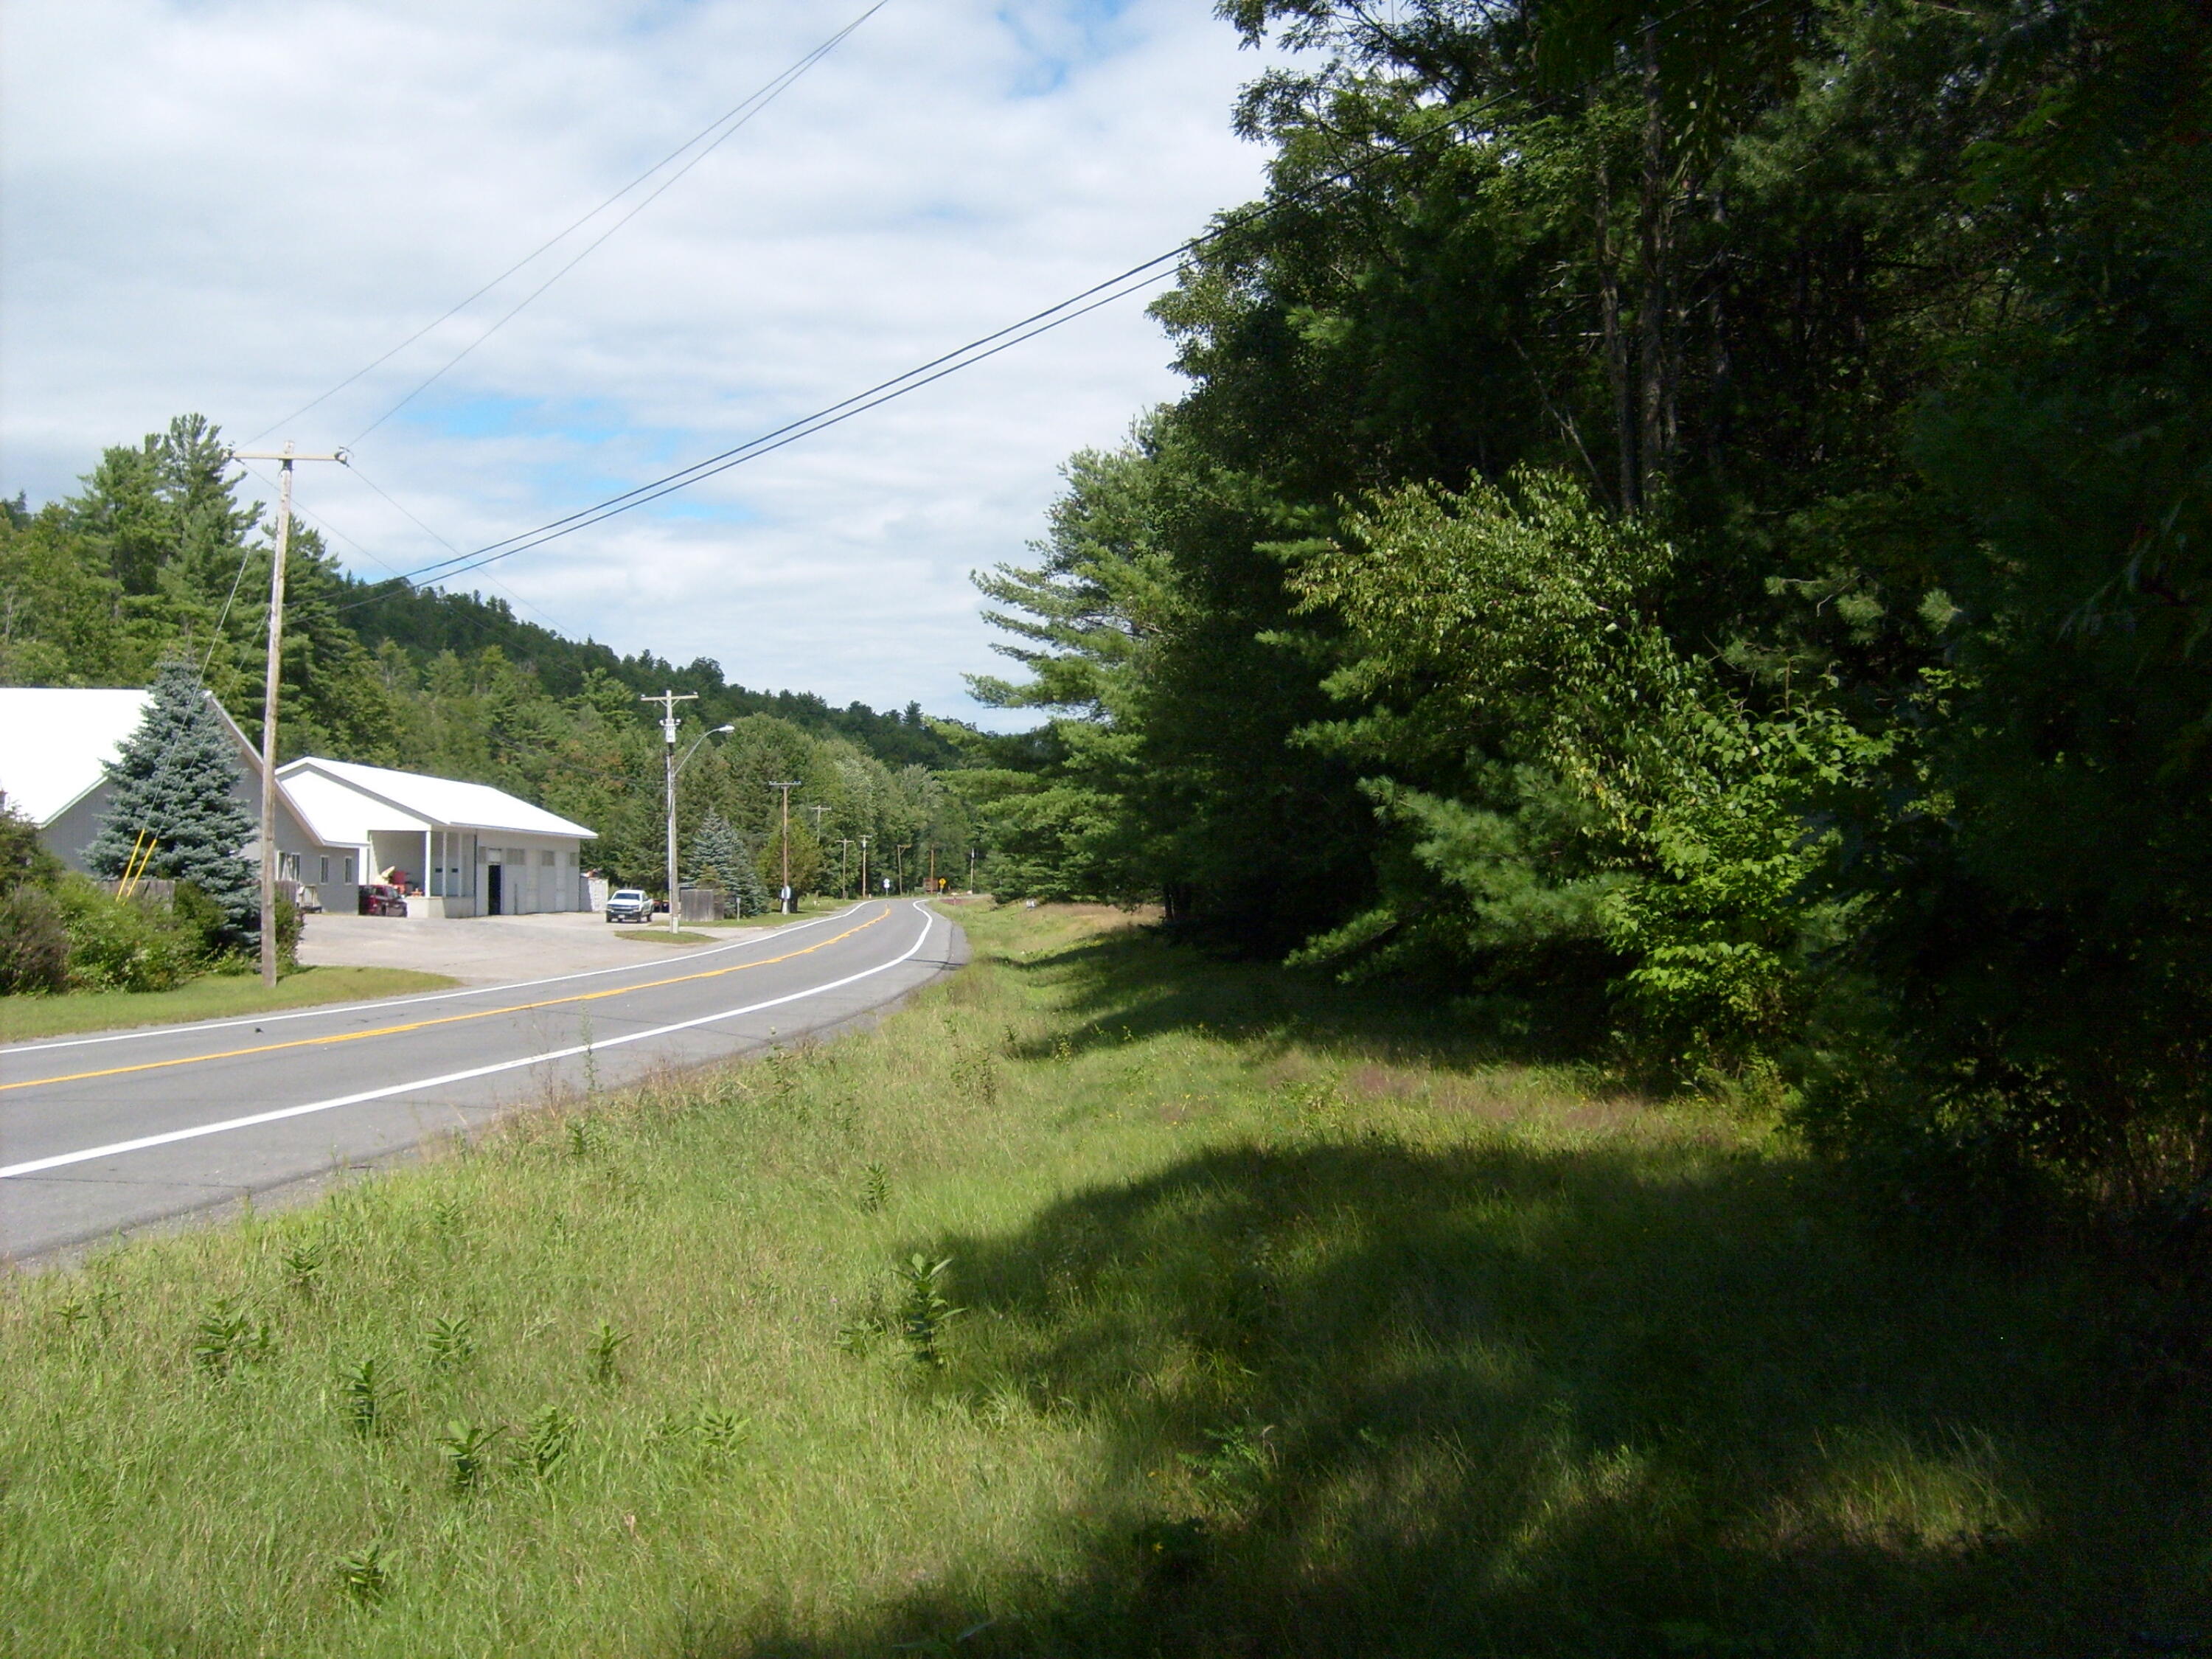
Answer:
xmin=1 ymin=903 xmax=2202 ymax=1655
xmin=0 ymin=964 xmax=458 ymax=1044
xmin=611 ymin=928 xmax=722 ymax=945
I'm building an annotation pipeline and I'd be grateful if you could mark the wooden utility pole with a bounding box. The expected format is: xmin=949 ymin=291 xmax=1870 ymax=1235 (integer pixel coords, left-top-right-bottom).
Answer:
xmin=768 ymin=782 xmax=800 ymax=911
xmin=230 ymin=442 xmax=347 ymax=987
xmin=837 ymin=837 xmax=852 ymax=900
xmin=858 ymin=835 xmax=869 ymax=900
xmin=641 ymin=689 xmax=699 ymax=935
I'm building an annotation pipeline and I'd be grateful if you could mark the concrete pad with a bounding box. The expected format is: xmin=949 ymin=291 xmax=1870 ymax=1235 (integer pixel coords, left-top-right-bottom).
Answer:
xmin=297 ymin=909 xmax=714 ymax=982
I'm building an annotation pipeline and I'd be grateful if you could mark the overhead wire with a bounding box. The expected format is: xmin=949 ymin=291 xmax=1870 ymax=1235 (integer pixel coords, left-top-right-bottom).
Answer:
xmin=246 ymin=0 xmax=891 ymax=448
xmin=335 ymin=0 xmax=1773 ymax=609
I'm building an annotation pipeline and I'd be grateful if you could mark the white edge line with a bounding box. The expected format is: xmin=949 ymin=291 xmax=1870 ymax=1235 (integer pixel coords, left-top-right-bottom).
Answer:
xmin=0 ymin=905 xmax=940 ymax=1181
xmin=1 ymin=905 xmax=869 ymax=1058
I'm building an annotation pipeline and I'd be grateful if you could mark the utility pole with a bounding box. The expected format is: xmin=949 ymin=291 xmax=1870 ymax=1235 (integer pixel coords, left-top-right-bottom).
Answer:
xmin=768 ymin=781 xmax=800 ymax=912
xmin=968 ymin=846 xmax=978 ymax=894
xmin=229 ymin=442 xmax=347 ymax=987
xmin=927 ymin=844 xmax=936 ymax=894
xmin=641 ymin=689 xmax=699 ymax=935
xmin=858 ymin=835 xmax=869 ymax=901
xmin=838 ymin=838 xmax=852 ymax=900
xmin=893 ymin=843 xmax=911 ymax=895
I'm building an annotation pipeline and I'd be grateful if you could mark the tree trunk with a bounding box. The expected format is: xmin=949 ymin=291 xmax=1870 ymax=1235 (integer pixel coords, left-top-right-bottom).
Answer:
xmin=1597 ymin=182 xmax=1638 ymax=511
xmin=1637 ymin=17 xmax=1678 ymax=494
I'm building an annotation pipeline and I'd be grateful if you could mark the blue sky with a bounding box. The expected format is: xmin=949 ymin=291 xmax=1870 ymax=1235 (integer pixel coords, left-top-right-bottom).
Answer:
xmin=0 ymin=0 xmax=1279 ymax=726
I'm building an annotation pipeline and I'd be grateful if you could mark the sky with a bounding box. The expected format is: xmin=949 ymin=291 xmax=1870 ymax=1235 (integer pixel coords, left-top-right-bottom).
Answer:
xmin=0 ymin=0 xmax=1281 ymax=726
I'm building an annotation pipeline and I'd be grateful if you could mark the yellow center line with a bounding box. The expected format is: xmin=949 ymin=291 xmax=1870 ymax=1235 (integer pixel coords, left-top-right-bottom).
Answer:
xmin=1 ymin=909 xmax=891 ymax=1096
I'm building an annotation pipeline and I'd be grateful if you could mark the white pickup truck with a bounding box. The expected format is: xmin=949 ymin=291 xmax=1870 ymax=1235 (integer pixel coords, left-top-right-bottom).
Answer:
xmin=604 ymin=888 xmax=653 ymax=923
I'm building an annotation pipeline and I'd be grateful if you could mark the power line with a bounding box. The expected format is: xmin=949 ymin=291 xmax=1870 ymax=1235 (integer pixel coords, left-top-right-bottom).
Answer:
xmin=338 ymin=258 xmax=1185 ymax=603
xmin=335 ymin=0 xmax=1763 ymax=608
xmin=246 ymin=0 xmax=891 ymax=448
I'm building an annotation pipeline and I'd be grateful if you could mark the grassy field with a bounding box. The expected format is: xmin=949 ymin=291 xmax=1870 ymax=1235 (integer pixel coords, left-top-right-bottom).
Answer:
xmin=0 ymin=964 xmax=458 ymax=1043
xmin=1 ymin=903 xmax=2202 ymax=1656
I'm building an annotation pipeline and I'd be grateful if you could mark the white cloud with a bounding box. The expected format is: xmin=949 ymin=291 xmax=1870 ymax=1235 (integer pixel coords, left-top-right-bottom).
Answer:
xmin=0 ymin=0 xmax=1279 ymax=724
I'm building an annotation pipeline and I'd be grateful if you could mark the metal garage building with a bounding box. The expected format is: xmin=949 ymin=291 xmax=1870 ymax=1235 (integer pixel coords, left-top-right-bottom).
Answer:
xmin=276 ymin=757 xmax=597 ymax=917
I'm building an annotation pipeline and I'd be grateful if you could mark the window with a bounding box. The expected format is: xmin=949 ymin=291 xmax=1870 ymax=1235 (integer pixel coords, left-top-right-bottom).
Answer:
xmin=344 ymin=856 xmax=355 ymax=883
xmin=320 ymin=857 xmax=330 ymax=883
xmin=540 ymin=849 xmax=555 ymax=867
xmin=566 ymin=849 xmax=577 ymax=866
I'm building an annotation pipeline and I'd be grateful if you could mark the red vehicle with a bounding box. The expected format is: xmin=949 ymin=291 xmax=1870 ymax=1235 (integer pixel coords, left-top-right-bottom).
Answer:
xmin=358 ymin=883 xmax=408 ymax=917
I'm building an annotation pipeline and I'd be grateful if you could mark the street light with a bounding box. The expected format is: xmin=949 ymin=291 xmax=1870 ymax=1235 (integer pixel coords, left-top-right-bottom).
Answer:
xmin=666 ymin=723 xmax=734 ymax=936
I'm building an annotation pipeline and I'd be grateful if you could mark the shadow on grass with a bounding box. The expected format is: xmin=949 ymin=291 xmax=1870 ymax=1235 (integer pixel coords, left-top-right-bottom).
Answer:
xmin=998 ymin=925 xmax=1610 ymax=1074
xmin=713 ymin=1133 xmax=2204 ymax=1658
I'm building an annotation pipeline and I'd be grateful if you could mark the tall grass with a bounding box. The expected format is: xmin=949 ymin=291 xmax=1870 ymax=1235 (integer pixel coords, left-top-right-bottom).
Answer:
xmin=0 ymin=902 xmax=2202 ymax=1656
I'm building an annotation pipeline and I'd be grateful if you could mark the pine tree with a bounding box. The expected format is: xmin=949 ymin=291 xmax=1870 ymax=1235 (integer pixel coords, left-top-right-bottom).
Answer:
xmin=83 ymin=658 xmax=259 ymax=940
xmin=686 ymin=809 xmax=771 ymax=917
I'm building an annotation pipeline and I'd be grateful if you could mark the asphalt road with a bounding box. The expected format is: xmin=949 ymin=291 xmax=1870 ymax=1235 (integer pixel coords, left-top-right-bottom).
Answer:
xmin=0 ymin=900 xmax=961 ymax=1265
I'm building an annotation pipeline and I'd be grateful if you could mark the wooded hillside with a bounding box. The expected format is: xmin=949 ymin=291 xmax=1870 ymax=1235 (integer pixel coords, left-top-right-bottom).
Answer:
xmin=1 ymin=422 xmax=973 ymax=890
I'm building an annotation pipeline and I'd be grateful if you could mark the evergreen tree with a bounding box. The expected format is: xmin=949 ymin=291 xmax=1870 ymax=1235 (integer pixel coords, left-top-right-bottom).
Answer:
xmin=686 ymin=809 xmax=770 ymax=917
xmin=83 ymin=658 xmax=259 ymax=941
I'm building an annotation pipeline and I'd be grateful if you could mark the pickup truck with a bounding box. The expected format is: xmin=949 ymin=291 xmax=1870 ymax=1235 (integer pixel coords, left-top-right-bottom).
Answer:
xmin=605 ymin=888 xmax=652 ymax=923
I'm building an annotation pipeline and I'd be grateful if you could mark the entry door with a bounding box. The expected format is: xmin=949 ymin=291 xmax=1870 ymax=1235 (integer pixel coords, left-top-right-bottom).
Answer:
xmin=487 ymin=863 xmax=504 ymax=916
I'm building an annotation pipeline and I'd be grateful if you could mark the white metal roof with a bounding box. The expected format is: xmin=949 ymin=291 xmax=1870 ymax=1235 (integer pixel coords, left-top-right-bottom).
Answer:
xmin=277 ymin=757 xmax=597 ymax=841
xmin=0 ymin=687 xmax=156 ymax=825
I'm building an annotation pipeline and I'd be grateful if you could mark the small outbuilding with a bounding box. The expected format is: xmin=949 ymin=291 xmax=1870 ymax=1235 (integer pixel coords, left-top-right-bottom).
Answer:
xmin=276 ymin=757 xmax=597 ymax=917
xmin=0 ymin=686 xmax=351 ymax=905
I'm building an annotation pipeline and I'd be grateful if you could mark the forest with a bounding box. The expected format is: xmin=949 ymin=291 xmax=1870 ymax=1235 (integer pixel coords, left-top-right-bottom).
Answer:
xmin=0 ymin=418 xmax=976 ymax=897
xmin=964 ymin=0 xmax=2211 ymax=1220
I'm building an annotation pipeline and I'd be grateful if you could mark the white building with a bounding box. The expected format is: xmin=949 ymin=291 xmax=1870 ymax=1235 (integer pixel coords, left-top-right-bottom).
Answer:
xmin=0 ymin=686 xmax=351 ymax=905
xmin=276 ymin=757 xmax=597 ymax=917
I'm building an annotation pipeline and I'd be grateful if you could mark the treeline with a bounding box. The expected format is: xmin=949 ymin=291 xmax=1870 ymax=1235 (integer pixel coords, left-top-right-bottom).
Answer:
xmin=1 ymin=418 xmax=975 ymax=891
xmin=970 ymin=0 xmax=2211 ymax=1214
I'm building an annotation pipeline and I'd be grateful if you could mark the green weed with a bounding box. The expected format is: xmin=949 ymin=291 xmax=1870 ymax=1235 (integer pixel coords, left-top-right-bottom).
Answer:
xmin=333 ymin=1541 xmax=392 ymax=1608
xmin=338 ymin=1356 xmax=392 ymax=1438
xmin=859 ymin=1163 xmax=890 ymax=1214
xmin=280 ymin=1240 xmax=324 ymax=1295
xmin=425 ymin=1315 xmax=476 ymax=1374
xmin=190 ymin=1298 xmax=268 ymax=1377
xmin=895 ymin=1253 xmax=962 ymax=1368
xmin=437 ymin=1419 xmax=503 ymax=1495
xmin=587 ymin=1321 xmax=628 ymax=1386
xmin=517 ymin=1405 xmax=576 ymax=1480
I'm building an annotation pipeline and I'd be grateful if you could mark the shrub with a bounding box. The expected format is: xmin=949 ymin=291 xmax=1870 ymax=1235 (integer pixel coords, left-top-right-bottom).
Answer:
xmin=0 ymin=790 xmax=60 ymax=897
xmin=53 ymin=877 xmax=201 ymax=992
xmin=274 ymin=889 xmax=304 ymax=971
xmin=170 ymin=880 xmax=232 ymax=961
xmin=0 ymin=884 xmax=70 ymax=994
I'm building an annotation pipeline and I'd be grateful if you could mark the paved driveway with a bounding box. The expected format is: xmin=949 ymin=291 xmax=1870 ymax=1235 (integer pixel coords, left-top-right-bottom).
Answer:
xmin=299 ymin=908 xmax=719 ymax=982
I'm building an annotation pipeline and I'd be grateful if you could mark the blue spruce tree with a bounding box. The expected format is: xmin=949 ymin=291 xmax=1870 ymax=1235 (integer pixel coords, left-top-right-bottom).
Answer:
xmin=686 ymin=809 xmax=771 ymax=917
xmin=83 ymin=658 xmax=259 ymax=944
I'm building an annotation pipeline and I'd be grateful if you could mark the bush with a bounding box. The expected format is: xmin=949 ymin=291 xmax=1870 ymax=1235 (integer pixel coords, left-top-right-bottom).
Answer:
xmin=274 ymin=890 xmax=303 ymax=972
xmin=0 ymin=790 xmax=60 ymax=897
xmin=53 ymin=877 xmax=202 ymax=992
xmin=170 ymin=880 xmax=233 ymax=961
xmin=0 ymin=885 xmax=70 ymax=994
